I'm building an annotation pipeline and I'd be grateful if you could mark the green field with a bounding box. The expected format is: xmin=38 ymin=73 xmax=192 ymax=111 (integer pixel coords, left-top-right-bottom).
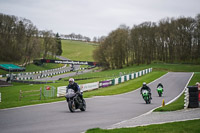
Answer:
xmin=1 ymin=63 xmax=200 ymax=109
xmin=61 ymin=40 xmax=96 ymax=61
xmin=150 ymin=63 xmax=200 ymax=72
xmin=0 ymin=65 xmax=159 ymax=109
xmin=86 ymin=119 xmax=200 ymax=133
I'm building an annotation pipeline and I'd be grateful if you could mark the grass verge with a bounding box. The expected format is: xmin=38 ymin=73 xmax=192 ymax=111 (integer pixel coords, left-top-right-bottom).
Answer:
xmin=86 ymin=119 xmax=200 ymax=133
xmin=154 ymin=93 xmax=185 ymax=111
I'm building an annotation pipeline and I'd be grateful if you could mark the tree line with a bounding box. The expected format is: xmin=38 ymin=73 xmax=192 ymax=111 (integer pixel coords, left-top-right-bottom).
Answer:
xmin=93 ymin=14 xmax=200 ymax=69
xmin=60 ymin=33 xmax=106 ymax=43
xmin=60 ymin=33 xmax=91 ymax=42
xmin=0 ymin=13 xmax=62 ymax=66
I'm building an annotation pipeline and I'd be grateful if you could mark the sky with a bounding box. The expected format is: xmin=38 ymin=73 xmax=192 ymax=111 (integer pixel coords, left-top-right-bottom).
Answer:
xmin=0 ymin=0 xmax=200 ymax=39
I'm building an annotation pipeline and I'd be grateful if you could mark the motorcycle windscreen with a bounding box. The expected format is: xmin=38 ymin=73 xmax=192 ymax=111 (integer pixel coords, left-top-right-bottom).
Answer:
xmin=66 ymin=89 xmax=76 ymax=98
xmin=142 ymin=90 xmax=149 ymax=96
xmin=157 ymin=87 xmax=163 ymax=92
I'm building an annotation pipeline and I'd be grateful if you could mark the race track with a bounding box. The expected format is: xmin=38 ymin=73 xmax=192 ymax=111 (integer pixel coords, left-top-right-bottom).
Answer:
xmin=0 ymin=72 xmax=193 ymax=133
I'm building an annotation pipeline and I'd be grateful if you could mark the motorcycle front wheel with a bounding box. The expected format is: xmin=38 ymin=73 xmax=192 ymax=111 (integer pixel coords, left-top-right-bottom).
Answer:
xmin=68 ymin=100 xmax=76 ymax=112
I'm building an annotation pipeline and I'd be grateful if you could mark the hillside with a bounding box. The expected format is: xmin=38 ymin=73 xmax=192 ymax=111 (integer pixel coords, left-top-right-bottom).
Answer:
xmin=61 ymin=40 xmax=97 ymax=61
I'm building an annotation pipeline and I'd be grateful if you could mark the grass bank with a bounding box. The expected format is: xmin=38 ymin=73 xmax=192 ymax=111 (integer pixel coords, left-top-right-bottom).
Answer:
xmin=61 ymin=40 xmax=96 ymax=61
xmin=86 ymin=119 xmax=200 ymax=133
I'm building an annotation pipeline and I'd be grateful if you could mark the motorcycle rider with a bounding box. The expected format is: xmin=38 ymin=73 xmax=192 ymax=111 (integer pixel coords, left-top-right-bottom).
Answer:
xmin=66 ymin=78 xmax=83 ymax=102
xmin=157 ymin=82 xmax=163 ymax=88
xmin=140 ymin=82 xmax=152 ymax=99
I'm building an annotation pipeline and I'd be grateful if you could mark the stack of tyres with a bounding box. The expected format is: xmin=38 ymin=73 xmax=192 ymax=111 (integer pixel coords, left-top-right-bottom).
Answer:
xmin=188 ymin=86 xmax=199 ymax=108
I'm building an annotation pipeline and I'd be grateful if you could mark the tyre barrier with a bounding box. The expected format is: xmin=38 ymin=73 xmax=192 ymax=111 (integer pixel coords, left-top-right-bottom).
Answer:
xmin=185 ymin=86 xmax=199 ymax=108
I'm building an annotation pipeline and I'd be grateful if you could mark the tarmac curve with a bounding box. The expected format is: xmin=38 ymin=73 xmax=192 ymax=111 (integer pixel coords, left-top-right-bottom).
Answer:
xmin=0 ymin=72 xmax=193 ymax=133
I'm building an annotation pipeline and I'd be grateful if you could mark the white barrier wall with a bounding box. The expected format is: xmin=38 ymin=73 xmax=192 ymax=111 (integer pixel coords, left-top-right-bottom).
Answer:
xmin=79 ymin=82 xmax=99 ymax=92
xmin=127 ymin=75 xmax=129 ymax=81
xmin=57 ymin=86 xmax=66 ymax=97
xmin=135 ymin=72 xmax=138 ymax=78
xmin=132 ymin=73 xmax=134 ymax=79
xmin=121 ymin=76 xmax=124 ymax=83
xmin=57 ymin=82 xmax=99 ymax=97
xmin=184 ymin=88 xmax=189 ymax=109
xmin=115 ymin=78 xmax=119 ymax=85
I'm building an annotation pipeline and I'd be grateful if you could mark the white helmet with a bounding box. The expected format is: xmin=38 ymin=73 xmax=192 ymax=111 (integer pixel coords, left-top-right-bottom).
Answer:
xmin=143 ymin=82 xmax=146 ymax=86
xmin=69 ymin=78 xmax=74 ymax=85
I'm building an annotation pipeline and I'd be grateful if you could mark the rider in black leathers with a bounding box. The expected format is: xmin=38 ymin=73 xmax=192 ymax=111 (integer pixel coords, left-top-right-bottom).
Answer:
xmin=66 ymin=78 xmax=83 ymax=101
xmin=140 ymin=82 xmax=152 ymax=99
xmin=157 ymin=82 xmax=164 ymax=88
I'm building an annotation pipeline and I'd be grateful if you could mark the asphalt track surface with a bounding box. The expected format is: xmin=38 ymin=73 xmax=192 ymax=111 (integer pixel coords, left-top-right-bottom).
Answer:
xmin=0 ymin=72 xmax=193 ymax=133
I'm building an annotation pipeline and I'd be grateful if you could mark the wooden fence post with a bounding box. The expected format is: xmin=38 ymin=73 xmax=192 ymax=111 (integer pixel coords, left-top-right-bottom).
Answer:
xmin=40 ymin=87 xmax=42 ymax=100
xmin=19 ymin=90 xmax=22 ymax=101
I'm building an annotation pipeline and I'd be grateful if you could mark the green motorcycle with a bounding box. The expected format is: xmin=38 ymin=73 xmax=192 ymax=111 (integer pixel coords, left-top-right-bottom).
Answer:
xmin=142 ymin=90 xmax=151 ymax=104
xmin=157 ymin=86 xmax=163 ymax=97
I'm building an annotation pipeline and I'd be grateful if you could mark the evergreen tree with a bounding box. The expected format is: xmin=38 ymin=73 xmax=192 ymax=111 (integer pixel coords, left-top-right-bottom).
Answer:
xmin=56 ymin=33 xmax=62 ymax=55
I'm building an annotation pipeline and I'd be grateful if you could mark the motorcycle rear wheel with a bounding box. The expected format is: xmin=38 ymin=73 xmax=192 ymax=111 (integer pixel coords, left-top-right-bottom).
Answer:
xmin=158 ymin=92 xmax=162 ymax=97
xmin=80 ymin=99 xmax=86 ymax=111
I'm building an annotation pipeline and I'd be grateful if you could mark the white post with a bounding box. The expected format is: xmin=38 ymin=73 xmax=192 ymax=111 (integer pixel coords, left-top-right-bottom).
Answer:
xmin=184 ymin=88 xmax=189 ymax=109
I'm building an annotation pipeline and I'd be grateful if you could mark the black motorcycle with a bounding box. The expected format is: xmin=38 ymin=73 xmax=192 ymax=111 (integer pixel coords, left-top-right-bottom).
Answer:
xmin=65 ymin=89 xmax=86 ymax=112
